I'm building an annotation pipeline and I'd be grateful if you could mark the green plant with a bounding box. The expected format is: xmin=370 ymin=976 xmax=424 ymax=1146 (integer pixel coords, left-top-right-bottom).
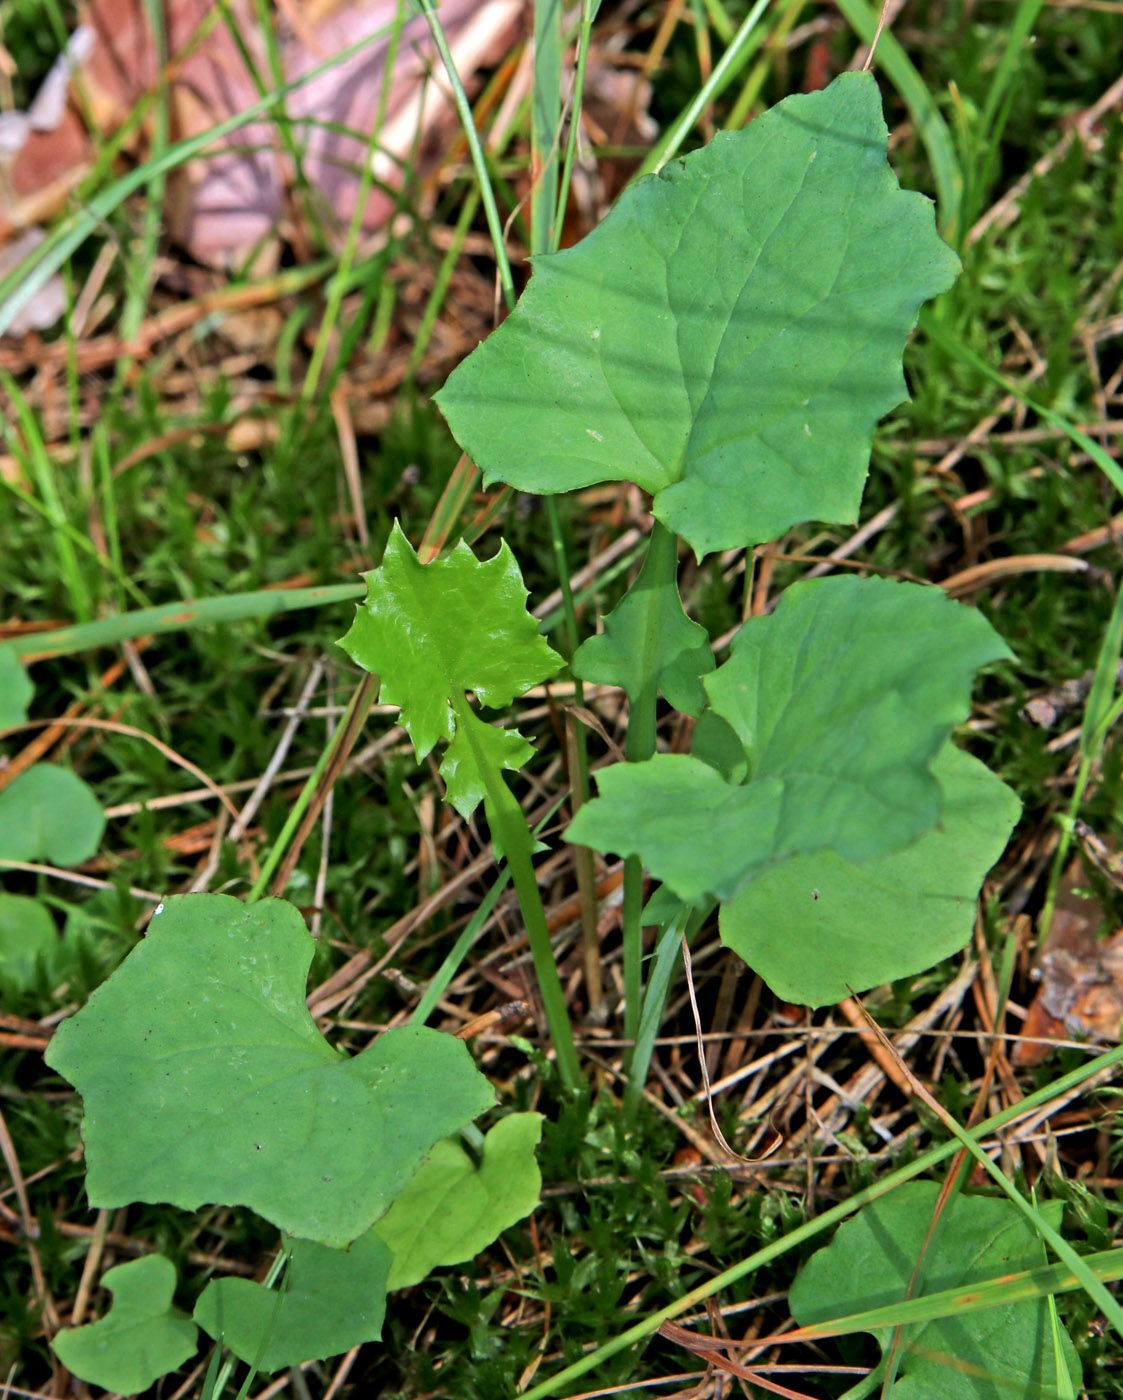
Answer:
xmin=23 ymin=60 xmax=1114 ymax=1398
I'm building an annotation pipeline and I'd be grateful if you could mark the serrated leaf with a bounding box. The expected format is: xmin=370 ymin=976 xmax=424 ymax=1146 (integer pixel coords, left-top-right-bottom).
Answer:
xmin=375 ymin=1112 xmax=543 ymax=1290
xmin=194 ymin=1232 xmax=390 ymax=1372
xmin=0 ymin=649 xmax=33 ymax=729
xmin=789 ymin=1183 xmax=1082 ymax=1398
xmin=436 ymin=73 xmax=959 ymax=559
xmin=569 ymin=576 xmax=1011 ymax=904
xmin=0 ymin=894 xmax=57 ymax=990
xmin=338 ymin=522 xmax=561 ymax=815
xmin=51 ymin=1255 xmax=197 ymax=1394
xmin=720 ymin=745 xmax=1020 ymax=1004
xmin=573 ymin=543 xmax=713 ymax=716
xmin=45 ymin=894 xmax=496 ymax=1247
xmin=0 ymin=764 xmax=105 ymax=866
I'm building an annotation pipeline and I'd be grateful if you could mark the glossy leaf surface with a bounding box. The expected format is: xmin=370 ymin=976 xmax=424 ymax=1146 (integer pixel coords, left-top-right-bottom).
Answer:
xmin=0 ymin=763 xmax=105 ymax=866
xmin=790 ymin=1183 xmax=1082 ymax=1398
xmin=195 ymin=1232 xmax=390 ymax=1371
xmin=375 ymin=1112 xmax=543 ymax=1290
xmin=437 ymin=73 xmax=959 ymax=558
xmin=45 ymin=894 xmax=495 ymax=1247
xmin=52 ymin=1255 xmax=197 ymax=1394
xmin=339 ymin=522 xmax=561 ymax=815
xmin=569 ymin=577 xmax=1011 ymax=904
xmin=720 ymin=745 xmax=1020 ymax=1003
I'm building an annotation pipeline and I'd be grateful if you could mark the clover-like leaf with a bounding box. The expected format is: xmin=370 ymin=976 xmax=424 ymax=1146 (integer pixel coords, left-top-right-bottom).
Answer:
xmin=0 ymin=649 xmax=33 ymax=730
xmin=720 ymin=745 xmax=1020 ymax=1004
xmin=573 ymin=539 xmax=713 ymax=716
xmin=339 ymin=522 xmax=561 ymax=816
xmin=569 ymin=576 xmax=1010 ymax=904
xmin=52 ymin=1255 xmax=197 ymax=1394
xmin=45 ymin=894 xmax=495 ymax=1247
xmin=195 ymin=1232 xmax=390 ymax=1372
xmin=436 ymin=73 xmax=959 ymax=559
xmin=790 ymin=1183 xmax=1082 ymax=1398
xmin=0 ymin=764 xmax=105 ymax=866
xmin=375 ymin=1112 xmax=543 ymax=1290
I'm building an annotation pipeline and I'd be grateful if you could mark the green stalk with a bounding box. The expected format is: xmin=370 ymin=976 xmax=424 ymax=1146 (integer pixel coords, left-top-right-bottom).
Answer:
xmin=517 ymin=1040 xmax=1123 ymax=1399
xmin=303 ymin=6 xmax=407 ymax=403
xmin=531 ymin=0 xmax=563 ymax=254
xmin=2 ymin=583 xmax=364 ymax=662
xmin=245 ymin=739 xmax=339 ymax=903
xmin=619 ymin=521 xmax=680 ymax=1044
xmin=414 ymin=0 xmax=517 ymax=313
xmin=112 ymin=0 xmax=168 ymax=389
xmin=554 ymin=0 xmax=597 ymax=251
xmin=621 ymin=906 xmax=702 ymax=1121
xmin=637 ymin=0 xmax=772 ymax=177
xmin=449 ymin=696 xmax=582 ymax=1092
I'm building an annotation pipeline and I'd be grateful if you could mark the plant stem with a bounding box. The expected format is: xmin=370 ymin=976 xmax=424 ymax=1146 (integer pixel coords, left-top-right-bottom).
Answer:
xmin=619 ymin=520 xmax=680 ymax=1045
xmin=247 ymin=676 xmax=376 ymax=902
xmin=449 ymin=696 xmax=582 ymax=1093
xmin=622 ymin=908 xmax=692 ymax=1121
xmin=415 ymin=0 xmax=517 ymax=314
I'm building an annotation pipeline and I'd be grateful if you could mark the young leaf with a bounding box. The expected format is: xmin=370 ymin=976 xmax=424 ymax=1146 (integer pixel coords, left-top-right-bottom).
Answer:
xmin=51 ymin=1255 xmax=197 ymax=1394
xmin=568 ymin=576 xmax=1011 ymax=904
xmin=45 ymin=894 xmax=496 ymax=1248
xmin=194 ymin=1232 xmax=391 ymax=1372
xmin=572 ymin=543 xmax=713 ymax=716
xmin=0 ymin=764 xmax=105 ymax=866
xmin=338 ymin=522 xmax=561 ymax=816
xmin=789 ymin=1182 xmax=1083 ymax=1398
xmin=436 ymin=72 xmax=959 ymax=559
xmin=0 ymin=649 xmax=33 ymax=729
xmin=374 ymin=1111 xmax=543 ymax=1290
xmin=720 ymin=745 xmax=1020 ymax=1004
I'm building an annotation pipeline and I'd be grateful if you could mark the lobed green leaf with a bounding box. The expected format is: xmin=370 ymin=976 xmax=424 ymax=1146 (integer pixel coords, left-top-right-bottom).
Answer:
xmin=720 ymin=745 xmax=1020 ymax=1004
xmin=436 ymin=72 xmax=959 ymax=559
xmin=45 ymin=894 xmax=496 ymax=1247
xmin=569 ymin=576 xmax=1012 ymax=905
xmin=0 ymin=764 xmax=105 ymax=866
xmin=375 ymin=1112 xmax=543 ymax=1290
xmin=195 ymin=1233 xmax=391 ymax=1372
xmin=52 ymin=1255 xmax=197 ymax=1394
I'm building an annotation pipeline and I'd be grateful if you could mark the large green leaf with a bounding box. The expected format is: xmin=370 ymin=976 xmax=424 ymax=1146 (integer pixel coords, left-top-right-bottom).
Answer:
xmin=339 ymin=522 xmax=561 ymax=817
xmin=194 ymin=1232 xmax=390 ymax=1372
xmin=572 ymin=542 xmax=713 ymax=716
xmin=0 ymin=764 xmax=105 ymax=866
xmin=52 ymin=1255 xmax=197 ymax=1394
xmin=0 ymin=649 xmax=33 ymax=729
xmin=720 ymin=745 xmax=1020 ymax=1004
xmin=375 ymin=1112 xmax=543 ymax=1290
xmin=436 ymin=73 xmax=959 ymax=559
xmin=45 ymin=894 xmax=495 ymax=1247
xmin=568 ymin=576 xmax=1011 ymax=904
xmin=789 ymin=1183 xmax=1082 ymax=1398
